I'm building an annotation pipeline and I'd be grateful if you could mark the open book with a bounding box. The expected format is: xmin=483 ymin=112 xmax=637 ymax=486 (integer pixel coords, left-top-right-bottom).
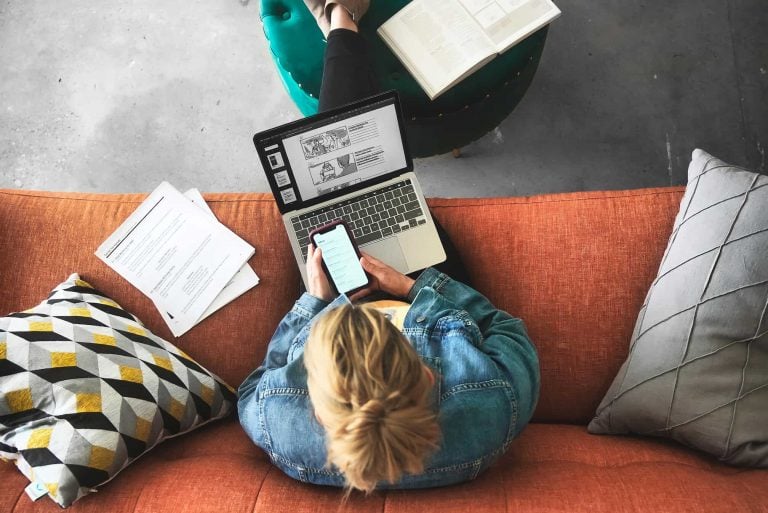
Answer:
xmin=378 ymin=0 xmax=561 ymax=100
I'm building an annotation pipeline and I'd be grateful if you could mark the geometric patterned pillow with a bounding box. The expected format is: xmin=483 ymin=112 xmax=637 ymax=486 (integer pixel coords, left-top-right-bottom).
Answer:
xmin=0 ymin=274 xmax=236 ymax=507
xmin=588 ymin=149 xmax=768 ymax=468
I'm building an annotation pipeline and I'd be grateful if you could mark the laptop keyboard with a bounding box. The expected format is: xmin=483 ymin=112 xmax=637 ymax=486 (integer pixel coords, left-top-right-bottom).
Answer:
xmin=291 ymin=179 xmax=427 ymax=261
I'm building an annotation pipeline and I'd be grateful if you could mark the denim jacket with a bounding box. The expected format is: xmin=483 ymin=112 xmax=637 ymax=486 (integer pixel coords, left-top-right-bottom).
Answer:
xmin=238 ymin=268 xmax=540 ymax=489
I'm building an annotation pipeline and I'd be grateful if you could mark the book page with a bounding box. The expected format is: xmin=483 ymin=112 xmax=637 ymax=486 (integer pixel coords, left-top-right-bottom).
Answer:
xmin=378 ymin=0 xmax=497 ymax=98
xmin=458 ymin=0 xmax=561 ymax=52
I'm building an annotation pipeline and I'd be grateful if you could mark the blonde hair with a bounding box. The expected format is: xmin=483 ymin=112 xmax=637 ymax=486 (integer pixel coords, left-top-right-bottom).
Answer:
xmin=304 ymin=304 xmax=439 ymax=493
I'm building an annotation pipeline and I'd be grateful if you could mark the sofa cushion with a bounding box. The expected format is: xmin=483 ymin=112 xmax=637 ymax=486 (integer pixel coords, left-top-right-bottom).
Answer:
xmin=3 ymin=422 xmax=764 ymax=512
xmin=427 ymin=187 xmax=685 ymax=423
xmin=588 ymin=149 xmax=768 ymax=467
xmin=0 ymin=274 xmax=236 ymax=507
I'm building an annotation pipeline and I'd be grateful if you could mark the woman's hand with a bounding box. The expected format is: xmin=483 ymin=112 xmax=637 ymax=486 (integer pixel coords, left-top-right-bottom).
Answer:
xmin=306 ymin=244 xmax=334 ymax=302
xmin=350 ymin=252 xmax=415 ymax=301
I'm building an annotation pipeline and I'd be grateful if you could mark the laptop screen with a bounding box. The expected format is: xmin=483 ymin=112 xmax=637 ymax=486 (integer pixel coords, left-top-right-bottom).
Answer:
xmin=253 ymin=91 xmax=411 ymax=214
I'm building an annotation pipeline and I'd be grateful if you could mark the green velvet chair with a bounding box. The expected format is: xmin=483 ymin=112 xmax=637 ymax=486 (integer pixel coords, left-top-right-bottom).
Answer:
xmin=259 ymin=0 xmax=549 ymax=157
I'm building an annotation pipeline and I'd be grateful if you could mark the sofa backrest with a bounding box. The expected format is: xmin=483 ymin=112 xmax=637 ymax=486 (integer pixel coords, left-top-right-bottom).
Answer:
xmin=0 ymin=187 xmax=684 ymax=424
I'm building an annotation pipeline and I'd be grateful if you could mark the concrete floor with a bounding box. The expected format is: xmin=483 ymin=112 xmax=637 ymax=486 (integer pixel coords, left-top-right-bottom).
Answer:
xmin=1 ymin=0 xmax=766 ymax=197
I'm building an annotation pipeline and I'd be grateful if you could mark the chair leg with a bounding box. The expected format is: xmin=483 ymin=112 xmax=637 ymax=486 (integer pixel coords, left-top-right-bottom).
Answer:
xmin=452 ymin=148 xmax=461 ymax=158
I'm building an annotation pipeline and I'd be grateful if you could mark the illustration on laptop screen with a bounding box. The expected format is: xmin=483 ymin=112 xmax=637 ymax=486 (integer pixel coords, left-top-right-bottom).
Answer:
xmin=254 ymin=93 xmax=408 ymax=212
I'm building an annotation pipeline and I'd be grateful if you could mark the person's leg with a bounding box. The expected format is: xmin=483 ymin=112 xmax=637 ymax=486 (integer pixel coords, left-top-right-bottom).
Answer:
xmin=303 ymin=3 xmax=471 ymax=289
xmin=318 ymin=7 xmax=378 ymax=112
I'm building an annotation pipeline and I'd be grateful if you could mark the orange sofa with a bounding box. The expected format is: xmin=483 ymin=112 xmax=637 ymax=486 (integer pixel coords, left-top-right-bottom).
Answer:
xmin=1 ymin=187 xmax=766 ymax=512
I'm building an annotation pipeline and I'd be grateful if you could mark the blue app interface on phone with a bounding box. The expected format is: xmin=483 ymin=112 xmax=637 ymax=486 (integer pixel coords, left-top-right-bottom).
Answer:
xmin=315 ymin=224 xmax=367 ymax=293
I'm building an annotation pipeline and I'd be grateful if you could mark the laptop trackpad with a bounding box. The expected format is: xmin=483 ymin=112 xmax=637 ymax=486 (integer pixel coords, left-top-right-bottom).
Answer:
xmin=362 ymin=240 xmax=408 ymax=274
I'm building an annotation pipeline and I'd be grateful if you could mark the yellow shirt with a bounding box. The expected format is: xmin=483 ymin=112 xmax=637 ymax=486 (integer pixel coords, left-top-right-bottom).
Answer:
xmin=366 ymin=299 xmax=411 ymax=330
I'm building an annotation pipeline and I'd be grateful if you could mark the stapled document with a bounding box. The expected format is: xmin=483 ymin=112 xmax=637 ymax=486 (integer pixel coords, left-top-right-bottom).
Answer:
xmin=151 ymin=188 xmax=260 ymax=337
xmin=95 ymin=182 xmax=255 ymax=335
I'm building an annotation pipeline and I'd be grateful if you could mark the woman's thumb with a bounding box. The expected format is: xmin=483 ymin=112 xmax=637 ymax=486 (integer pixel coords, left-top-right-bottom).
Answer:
xmin=360 ymin=255 xmax=374 ymax=271
xmin=361 ymin=251 xmax=384 ymax=265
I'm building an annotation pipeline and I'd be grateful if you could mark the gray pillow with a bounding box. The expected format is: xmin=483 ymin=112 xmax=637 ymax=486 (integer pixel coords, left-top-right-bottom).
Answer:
xmin=588 ymin=149 xmax=768 ymax=467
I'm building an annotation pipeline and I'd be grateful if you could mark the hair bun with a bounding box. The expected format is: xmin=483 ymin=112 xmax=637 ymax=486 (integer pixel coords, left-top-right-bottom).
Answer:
xmin=360 ymin=398 xmax=386 ymax=420
xmin=346 ymin=399 xmax=386 ymax=432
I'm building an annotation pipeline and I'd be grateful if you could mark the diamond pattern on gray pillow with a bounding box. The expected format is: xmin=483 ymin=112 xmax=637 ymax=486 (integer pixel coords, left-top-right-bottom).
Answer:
xmin=588 ymin=149 xmax=768 ymax=468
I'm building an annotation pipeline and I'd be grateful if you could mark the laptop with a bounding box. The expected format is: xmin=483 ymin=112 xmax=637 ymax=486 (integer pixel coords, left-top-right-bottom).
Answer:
xmin=253 ymin=90 xmax=446 ymax=288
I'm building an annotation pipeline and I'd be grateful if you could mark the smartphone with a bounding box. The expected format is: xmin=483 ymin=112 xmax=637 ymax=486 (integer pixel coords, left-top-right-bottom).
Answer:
xmin=309 ymin=220 xmax=371 ymax=295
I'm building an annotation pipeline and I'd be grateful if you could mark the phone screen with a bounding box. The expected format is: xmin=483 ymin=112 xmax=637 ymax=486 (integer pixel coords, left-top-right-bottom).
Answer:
xmin=313 ymin=224 xmax=368 ymax=294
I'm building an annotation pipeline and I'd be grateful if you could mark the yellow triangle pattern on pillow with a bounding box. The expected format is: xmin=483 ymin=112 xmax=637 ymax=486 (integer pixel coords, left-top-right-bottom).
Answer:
xmin=0 ymin=274 xmax=236 ymax=507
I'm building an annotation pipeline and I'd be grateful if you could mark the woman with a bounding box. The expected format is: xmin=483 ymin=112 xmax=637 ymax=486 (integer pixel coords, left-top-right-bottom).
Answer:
xmin=238 ymin=0 xmax=540 ymax=494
